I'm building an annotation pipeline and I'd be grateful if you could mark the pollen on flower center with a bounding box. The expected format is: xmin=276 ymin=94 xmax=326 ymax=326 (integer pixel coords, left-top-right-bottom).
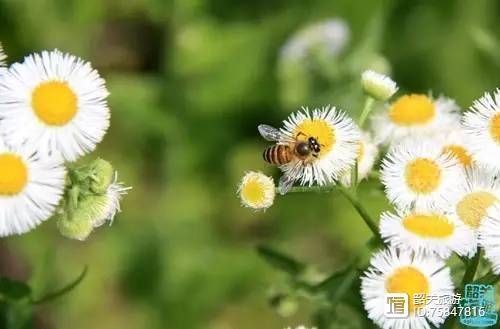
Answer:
xmin=489 ymin=113 xmax=500 ymax=143
xmin=32 ymin=81 xmax=78 ymax=126
xmin=0 ymin=154 xmax=28 ymax=195
xmin=442 ymin=145 xmax=472 ymax=167
xmin=389 ymin=94 xmax=435 ymax=126
xmin=402 ymin=214 xmax=454 ymax=238
xmin=238 ymin=172 xmax=275 ymax=209
xmin=456 ymin=191 xmax=498 ymax=228
xmin=241 ymin=179 xmax=265 ymax=204
xmin=405 ymin=158 xmax=442 ymax=194
xmin=293 ymin=119 xmax=335 ymax=158
xmin=386 ymin=266 xmax=429 ymax=313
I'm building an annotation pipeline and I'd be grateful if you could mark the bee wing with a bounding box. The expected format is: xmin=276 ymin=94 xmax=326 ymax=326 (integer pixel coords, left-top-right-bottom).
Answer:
xmin=278 ymin=173 xmax=295 ymax=195
xmin=258 ymin=124 xmax=282 ymax=142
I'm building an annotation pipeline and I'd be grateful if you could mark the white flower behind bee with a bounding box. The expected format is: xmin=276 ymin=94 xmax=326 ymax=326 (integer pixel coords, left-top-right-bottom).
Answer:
xmin=463 ymin=89 xmax=500 ymax=171
xmin=380 ymin=207 xmax=476 ymax=259
xmin=0 ymin=49 xmax=110 ymax=162
xmin=361 ymin=70 xmax=398 ymax=101
xmin=238 ymin=171 xmax=275 ymax=210
xmin=0 ymin=137 xmax=65 ymax=237
xmin=340 ymin=132 xmax=378 ymax=186
xmin=279 ymin=106 xmax=360 ymax=191
xmin=361 ymin=248 xmax=454 ymax=329
xmin=381 ymin=138 xmax=465 ymax=211
xmin=372 ymin=94 xmax=460 ymax=146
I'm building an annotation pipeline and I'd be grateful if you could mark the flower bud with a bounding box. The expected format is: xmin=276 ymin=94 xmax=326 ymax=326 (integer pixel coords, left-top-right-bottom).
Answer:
xmin=89 ymin=158 xmax=114 ymax=194
xmin=361 ymin=70 xmax=398 ymax=101
xmin=57 ymin=210 xmax=94 ymax=241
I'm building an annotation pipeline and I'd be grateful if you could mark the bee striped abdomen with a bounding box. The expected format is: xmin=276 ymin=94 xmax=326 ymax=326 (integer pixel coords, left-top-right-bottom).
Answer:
xmin=263 ymin=145 xmax=292 ymax=165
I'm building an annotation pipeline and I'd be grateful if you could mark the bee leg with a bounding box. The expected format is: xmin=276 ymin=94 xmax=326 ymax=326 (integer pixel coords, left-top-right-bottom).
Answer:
xmin=296 ymin=131 xmax=307 ymax=139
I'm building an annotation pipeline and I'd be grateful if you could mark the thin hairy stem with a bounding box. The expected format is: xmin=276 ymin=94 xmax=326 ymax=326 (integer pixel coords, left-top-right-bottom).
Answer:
xmin=358 ymin=97 xmax=375 ymax=128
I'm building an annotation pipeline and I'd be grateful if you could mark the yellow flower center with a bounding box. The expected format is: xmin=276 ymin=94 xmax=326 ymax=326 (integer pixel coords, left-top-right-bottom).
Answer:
xmin=442 ymin=145 xmax=472 ymax=167
xmin=405 ymin=158 xmax=442 ymax=194
xmin=0 ymin=154 xmax=28 ymax=195
xmin=357 ymin=141 xmax=365 ymax=162
xmin=241 ymin=178 xmax=266 ymax=206
xmin=490 ymin=113 xmax=500 ymax=143
xmin=32 ymin=81 xmax=78 ymax=126
xmin=402 ymin=214 xmax=454 ymax=238
xmin=456 ymin=191 xmax=498 ymax=228
xmin=293 ymin=119 xmax=335 ymax=159
xmin=386 ymin=266 xmax=429 ymax=314
xmin=389 ymin=94 xmax=435 ymax=126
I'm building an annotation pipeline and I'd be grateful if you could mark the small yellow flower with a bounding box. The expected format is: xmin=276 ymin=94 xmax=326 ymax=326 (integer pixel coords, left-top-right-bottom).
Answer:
xmin=238 ymin=171 xmax=275 ymax=210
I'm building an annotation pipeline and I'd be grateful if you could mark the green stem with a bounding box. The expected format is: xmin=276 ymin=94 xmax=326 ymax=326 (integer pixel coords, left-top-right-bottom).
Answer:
xmin=337 ymin=185 xmax=381 ymax=241
xmin=444 ymin=249 xmax=481 ymax=329
xmin=350 ymin=161 xmax=359 ymax=194
xmin=283 ymin=184 xmax=382 ymax=242
xmin=284 ymin=185 xmax=337 ymax=193
xmin=358 ymin=97 xmax=375 ymax=128
xmin=31 ymin=266 xmax=88 ymax=305
xmin=462 ymin=249 xmax=481 ymax=286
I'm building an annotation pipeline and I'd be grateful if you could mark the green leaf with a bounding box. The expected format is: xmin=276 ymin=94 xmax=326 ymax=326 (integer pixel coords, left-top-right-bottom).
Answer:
xmin=256 ymin=245 xmax=305 ymax=276
xmin=31 ymin=266 xmax=88 ymax=305
xmin=0 ymin=301 xmax=33 ymax=329
xmin=474 ymin=271 xmax=500 ymax=285
xmin=0 ymin=278 xmax=31 ymax=301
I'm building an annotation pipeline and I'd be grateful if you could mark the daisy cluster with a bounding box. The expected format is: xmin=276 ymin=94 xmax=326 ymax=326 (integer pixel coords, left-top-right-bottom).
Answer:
xmin=240 ymin=68 xmax=500 ymax=329
xmin=363 ymin=87 xmax=500 ymax=328
xmin=0 ymin=44 xmax=129 ymax=240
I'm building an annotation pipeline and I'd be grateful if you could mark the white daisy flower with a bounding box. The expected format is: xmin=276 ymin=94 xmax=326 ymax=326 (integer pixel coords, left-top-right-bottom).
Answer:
xmin=0 ymin=43 xmax=6 ymax=67
xmin=479 ymin=205 xmax=500 ymax=274
xmin=285 ymin=327 xmax=316 ymax=329
xmin=280 ymin=19 xmax=349 ymax=60
xmin=340 ymin=132 xmax=378 ymax=186
xmin=372 ymin=94 xmax=460 ymax=146
xmin=381 ymin=139 xmax=465 ymax=211
xmin=449 ymin=165 xmax=500 ymax=231
xmin=380 ymin=208 xmax=476 ymax=259
xmin=0 ymin=49 xmax=110 ymax=162
xmin=278 ymin=106 xmax=360 ymax=192
xmin=361 ymin=70 xmax=398 ymax=101
xmin=238 ymin=171 xmax=275 ymax=210
xmin=463 ymin=89 xmax=500 ymax=171
xmin=438 ymin=128 xmax=474 ymax=168
xmin=0 ymin=138 xmax=65 ymax=237
xmin=361 ymin=248 xmax=455 ymax=329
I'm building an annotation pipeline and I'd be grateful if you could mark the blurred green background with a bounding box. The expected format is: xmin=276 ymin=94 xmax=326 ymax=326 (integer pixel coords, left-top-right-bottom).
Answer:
xmin=1 ymin=0 xmax=500 ymax=328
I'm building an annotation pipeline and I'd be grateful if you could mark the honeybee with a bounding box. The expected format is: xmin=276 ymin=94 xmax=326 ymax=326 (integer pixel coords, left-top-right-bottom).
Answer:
xmin=258 ymin=124 xmax=322 ymax=194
